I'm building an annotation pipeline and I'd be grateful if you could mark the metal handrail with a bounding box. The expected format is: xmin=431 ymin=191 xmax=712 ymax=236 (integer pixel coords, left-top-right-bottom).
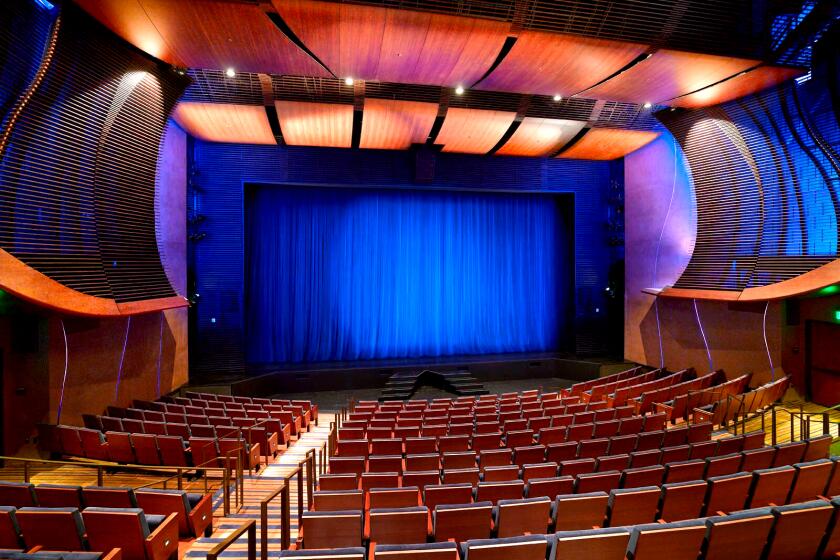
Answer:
xmin=207 ymin=520 xmax=256 ymax=560
xmin=260 ymin=481 xmax=290 ymax=559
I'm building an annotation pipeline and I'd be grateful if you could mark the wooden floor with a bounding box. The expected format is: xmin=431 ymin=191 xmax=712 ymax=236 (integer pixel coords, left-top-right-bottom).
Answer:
xmin=731 ymin=398 xmax=840 ymax=444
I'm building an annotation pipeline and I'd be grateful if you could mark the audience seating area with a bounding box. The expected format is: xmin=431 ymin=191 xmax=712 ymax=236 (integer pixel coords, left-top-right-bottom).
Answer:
xmin=36 ymin=392 xmax=317 ymax=470
xmin=288 ymin=383 xmax=839 ymax=560
xmin=0 ymin=481 xmax=213 ymax=560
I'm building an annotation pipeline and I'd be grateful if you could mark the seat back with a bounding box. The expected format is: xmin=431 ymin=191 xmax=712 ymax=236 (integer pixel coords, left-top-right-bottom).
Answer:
xmin=704 ymin=453 xmax=742 ymax=478
xmin=329 ymin=456 xmax=366 ymax=476
xmin=766 ymin=500 xmax=834 ymax=560
xmin=83 ymin=507 xmax=178 ymax=560
xmin=524 ymin=476 xmax=574 ymax=500
xmin=551 ymin=528 xmax=630 ymax=560
xmin=313 ymin=490 xmax=364 ymax=512
xmin=374 ymin=542 xmax=458 ymax=560
xmin=17 ymin=507 xmax=86 ymax=551
xmin=424 ymin=484 xmax=473 ymax=514
xmin=319 ymin=474 xmax=359 ymax=491
xmin=33 ymin=485 xmax=83 ymax=509
xmin=772 ymin=441 xmax=807 ymax=468
xmin=157 ymin=435 xmax=189 ymax=466
xmin=495 ymin=497 xmax=550 ymax=538
xmin=105 ymin=432 xmax=136 ymax=464
xmin=475 ymin=481 xmax=524 ymax=504
xmin=402 ymin=471 xmax=440 ymax=490
xmin=83 ymin=486 xmax=136 ymax=508
xmin=130 ymin=434 xmax=160 ymax=465
xmin=748 ymin=466 xmax=796 ymax=508
xmin=462 ymin=535 xmax=547 ymax=560
xmin=659 ymin=481 xmax=706 ymax=522
xmin=575 ymin=471 xmax=621 ymax=494
xmin=0 ymin=506 xmax=20 ymax=549
xmin=553 ymin=492 xmax=608 ymax=531
xmin=368 ymin=506 xmax=428 ymax=545
xmin=0 ymin=483 xmax=36 ymax=508
xmin=302 ymin=510 xmax=362 ymax=549
xmin=704 ymin=472 xmax=752 ymax=515
xmin=621 ymin=465 xmax=665 ymax=489
xmin=627 ymin=520 xmax=707 ymax=560
xmin=607 ymin=486 xmax=660 ymax=526
xmin=369 ymin=487 xmax=419 ymax=510
xmin=703 ymin=510 xmax=774 ymax=560
xmin=790 ymin=459 xmax=834 ymax=504
xmin=433 ymin=502 xmax=493 ymax=543
xmin=57 ymin=426 xmax=84 ymax=457
xmin=135 ymin=489 xmax=193 ymax=536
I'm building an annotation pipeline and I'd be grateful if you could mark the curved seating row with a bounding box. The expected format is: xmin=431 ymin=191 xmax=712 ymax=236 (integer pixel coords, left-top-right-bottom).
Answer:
xmin=284 ymin=498 xmax=840 ymax=560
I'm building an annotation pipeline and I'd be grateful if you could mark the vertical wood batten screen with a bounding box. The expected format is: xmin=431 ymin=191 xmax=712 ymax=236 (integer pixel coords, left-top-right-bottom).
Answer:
xmin=660 ymin=79 xmax=840 ymax=292
xmin=0 ymin=1 xmax=188 ymax=303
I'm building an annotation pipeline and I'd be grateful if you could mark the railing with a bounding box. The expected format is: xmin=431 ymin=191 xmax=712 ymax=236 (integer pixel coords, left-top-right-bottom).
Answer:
xmin=0 ymin=448 xmax=246 ymax=516
xmin=207 ymin=519 xmax=256 ymax=560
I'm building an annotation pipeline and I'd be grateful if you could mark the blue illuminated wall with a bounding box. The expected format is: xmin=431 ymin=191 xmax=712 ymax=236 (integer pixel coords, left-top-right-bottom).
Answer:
xmin=188 ymin=143 xmax=620 ymax=374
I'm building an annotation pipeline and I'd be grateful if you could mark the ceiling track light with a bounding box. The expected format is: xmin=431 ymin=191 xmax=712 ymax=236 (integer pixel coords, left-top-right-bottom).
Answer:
xmin=455 ymin=86 xmax=465 ymax=95
xmin=643 ymin=102 xmax=653 ymax=109
xmin=344 ymin=77 xmax=354 ymax=86
xmin=225 ymin=68 xmax=236 ymax=78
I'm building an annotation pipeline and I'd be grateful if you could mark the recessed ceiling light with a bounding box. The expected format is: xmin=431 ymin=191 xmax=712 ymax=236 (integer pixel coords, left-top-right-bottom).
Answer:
xmin=455 ymin=86 xmax=465 ymax=95
xmin=553 ymin=94 xmax=562 ymax=101
xmin=225 ymin=68 xmax=236 ymax=78
xmin=643 ymin=102 xmax=652 ymax=109
xmin=344 ymin=77 xmax=354 ymax=86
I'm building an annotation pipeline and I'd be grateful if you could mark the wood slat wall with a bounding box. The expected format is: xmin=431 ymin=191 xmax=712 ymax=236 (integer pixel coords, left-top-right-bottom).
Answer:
xmin=0 ymin=2 xmax=188 ymax=304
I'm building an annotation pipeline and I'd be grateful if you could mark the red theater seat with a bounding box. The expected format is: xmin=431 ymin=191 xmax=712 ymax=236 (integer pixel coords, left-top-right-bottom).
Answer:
xmin=606 ymin=486 xmax=660 ymax=526
xmin=368 ymin=506 xmax=428 ymax=545
xmin=16 ymin=507 xmax=87 ymax=551
xmin=136 ymin=489 xmax=213 ymax=538
xmin=432 ymin=501 xmax=492 ymax=543
xmin=552 ymin=492 xmax=608 ymax=531
xmin=0 ymin=483 xmax=36 ymax=508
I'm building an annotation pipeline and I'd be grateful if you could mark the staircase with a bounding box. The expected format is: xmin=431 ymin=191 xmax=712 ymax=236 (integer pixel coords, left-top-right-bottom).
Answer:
xmin=380 ymin=369 xmax=488 ymax=401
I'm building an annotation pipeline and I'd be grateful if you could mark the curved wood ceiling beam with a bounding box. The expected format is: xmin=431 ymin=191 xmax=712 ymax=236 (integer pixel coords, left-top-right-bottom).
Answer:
xmin=0 ymin=249 xmax=188 ymax=317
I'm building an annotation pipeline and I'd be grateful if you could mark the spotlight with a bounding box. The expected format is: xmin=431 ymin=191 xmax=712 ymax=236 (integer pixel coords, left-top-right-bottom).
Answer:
xmin=455 ymin=86 xmax=465 ymax=95
xmin=344 ymin=77 xmax=354 ymax=86
xmin=32 ymin=0 xmax=55 ymax=10
xmin=643 ymin=102 xmax=652 ymax=109
xmin=225 ymin=68 xmax=236 ymax=78
xmin=553 ymin=94 xmax=562 ymax=102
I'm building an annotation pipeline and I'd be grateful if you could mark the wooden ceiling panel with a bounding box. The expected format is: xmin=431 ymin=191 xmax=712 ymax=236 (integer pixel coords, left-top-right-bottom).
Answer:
xmin=275 ymin=101 xmax=354 ymax=148
xmin=360 ymin=99 xmax=438 ymax=150
xmin=496 ymin=118 xmax=586 ymax=157
xmin=75 ymin=0 xmax=329 ymax=76
xmin=173 ymin=102 xmax=276 ymax=145
xmin=435 ymin=108 xmax=517 ymax=154
xmin=274 ymin=0 xmax=509 ymax=86
xmin=585 ymin=49 xmax=760 ymax=105
xmin=477 ymin=30 xmax=647 ymax=97
xmin=669 ymin=65 xmax=806 ymax=108
xmin=558 ymin=129 xmax=659 ymax=160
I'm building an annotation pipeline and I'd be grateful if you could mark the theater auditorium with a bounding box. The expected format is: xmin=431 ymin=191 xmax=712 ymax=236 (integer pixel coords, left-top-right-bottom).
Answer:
xmin=1 ymin=0 xmax=840 ymax=558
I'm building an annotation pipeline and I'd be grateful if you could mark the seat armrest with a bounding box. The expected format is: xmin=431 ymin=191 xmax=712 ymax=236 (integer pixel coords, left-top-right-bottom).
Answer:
xmin=654 ymin=403 xmax=673 ymax=422
xmin=102 ymin=548 xmax=123 ymax=560
xmin=188 ymin=493 xmax=214 ymax=538
xmin=144 ymin=512 xmax=179 ymax=560
xmin=691 ymin=408 xmax=712 ymax=424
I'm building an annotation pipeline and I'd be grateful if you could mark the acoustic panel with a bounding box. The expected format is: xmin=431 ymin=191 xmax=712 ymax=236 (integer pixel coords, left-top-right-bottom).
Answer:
xmin=585 ymin=49 xmax=760 ymax=106
xmin=477 ymin=30 xmax=647 ymax=97
xmin=435 ymin=108 xmax=517 ymax=154
xmin=669 ymin=65 xmax=805 ymax=109
xmin=558 ymin=129 xmax=659 ymax=160
xmin=173 ymin=102 xmax=276 ymax=145
xmin=0 ymin=2 xmax=187 ymax=306
xmin=274 ymin=100 xmax=354 ymax=148
xmin=74 ymin=0 xmax=329 ymax=76
xmin=275 ymin=0 xmax=510 ymax=87
xmin=496 ymin=118 xmax=586 ymax=157
xmin=661 ymin=80 xmax=840 ymax=292
xmin=360 ymin=99 xmax=438 ymax=150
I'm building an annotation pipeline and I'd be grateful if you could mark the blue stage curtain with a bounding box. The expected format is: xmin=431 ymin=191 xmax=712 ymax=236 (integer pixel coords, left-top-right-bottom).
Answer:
xmin=245 ymin=186 xmax=569 ymax=363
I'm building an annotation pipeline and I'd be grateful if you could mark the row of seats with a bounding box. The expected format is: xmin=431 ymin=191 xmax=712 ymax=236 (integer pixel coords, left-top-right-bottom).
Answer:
xmin=0 ymin=506 xmax=179 ymax=560
xmin=560 ymin=366 xmax=643 ymax=398
xmin=633 ymin=370 xmax=721 ymax=414
xmin=83 ymin=412 xmax=292 ymax=446
xmin=315 ymin=455 xmax=840 ymax=517
xmin=337 ymin=419 xmax=709 ymax=457
xmin=286 ymin=498 xmax=840 ymax=560
xmin=665 ymin=372 xmax=752 ymax=423
xmin=698 ymin=376 xmax=790 ymax=427
xmin=0 ymin=483 xmax=212 ymax=539
xmin=322 ymin=437 xmax=834 ymax=496
xmin=592 ymin=369 xmax=691 ymax=408
xmin=329 ymin=429 xmax=769 ymax=478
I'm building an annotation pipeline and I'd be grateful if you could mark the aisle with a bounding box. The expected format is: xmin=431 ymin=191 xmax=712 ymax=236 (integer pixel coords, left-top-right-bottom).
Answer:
xmin=185 ymin=412 xmax=334 ymax=558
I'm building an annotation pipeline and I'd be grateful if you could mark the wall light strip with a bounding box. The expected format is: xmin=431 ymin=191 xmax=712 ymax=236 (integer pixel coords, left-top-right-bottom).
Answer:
xmin=114 ymin=316 xmax=131 ymax=401
xmin=763 ymin=300 xmax=776 ymax=380
xmin=693 ymin=298 xmax=713 ymax=372
xmin=56 ymin=318 xmax=69 ymax=423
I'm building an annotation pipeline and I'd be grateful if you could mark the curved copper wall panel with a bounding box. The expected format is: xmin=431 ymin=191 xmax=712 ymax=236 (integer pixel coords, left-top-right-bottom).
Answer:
xmin=0 ymin=1 xmax=189 ymax=314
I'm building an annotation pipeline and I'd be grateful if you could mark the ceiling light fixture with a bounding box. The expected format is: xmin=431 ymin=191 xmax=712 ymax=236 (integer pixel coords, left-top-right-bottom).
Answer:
xmin=553 ymin=94 xmax=562 ymax=101
xmin=225 ymin=68 xmax=236 ymax=78
xmin=455 ymin=86 xmax=465 ymax=95
xmin=643 ymin=102 xmax=652 ymax=109
xmin=344 ymin=77 xmax=354 ymax=86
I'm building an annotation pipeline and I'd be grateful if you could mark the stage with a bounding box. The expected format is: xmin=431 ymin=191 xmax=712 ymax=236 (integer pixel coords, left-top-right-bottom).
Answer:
xmin=220 ymin=352 xmax=633 ymax=398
